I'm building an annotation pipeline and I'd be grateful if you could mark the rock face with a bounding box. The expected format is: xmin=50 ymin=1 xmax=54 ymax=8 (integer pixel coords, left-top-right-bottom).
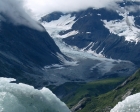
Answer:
xmin=41 ymin=1 xmax=140 ymax=65
xmin=0 ymin=21 xmax=62 ymax=66
xmin=71 ymin=97 xmax=90 ymax=112
xmin=0 ymin=20 xmax=66 ymax=87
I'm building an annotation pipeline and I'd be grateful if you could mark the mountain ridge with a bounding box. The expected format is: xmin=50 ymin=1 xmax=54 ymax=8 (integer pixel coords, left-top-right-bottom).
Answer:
xmin=0 ymin=19 xmax=69 ymax=87
xmin=41 ymin=2 xmax=140 ymax=65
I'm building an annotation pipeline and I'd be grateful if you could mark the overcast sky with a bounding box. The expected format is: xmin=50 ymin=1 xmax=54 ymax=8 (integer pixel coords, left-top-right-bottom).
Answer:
xmin=0 ymin=0 xmax=44 ymax=31
xmin=23 ymin=0 xmax=140 ymax=19
xmin=24 ymin=0 xmax=124 ymax=19
xmin=0 ymin=0 xmax=140 ymax=31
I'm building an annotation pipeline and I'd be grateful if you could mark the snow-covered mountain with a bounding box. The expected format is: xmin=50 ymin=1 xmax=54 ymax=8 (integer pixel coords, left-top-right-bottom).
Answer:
xmin=0 ymin=0 xmax=134 ymax=88
xmin=41 ymin=1 xmax=140 ymax=65
xmin=38 ymin=3 xmax=138 ymax=86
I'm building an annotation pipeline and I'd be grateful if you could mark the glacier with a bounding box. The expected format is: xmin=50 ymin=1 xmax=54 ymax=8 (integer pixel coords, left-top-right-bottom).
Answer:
xmin=41 ymin=14 xmax=136 ymax=74
xmin=0 ymin=78 xmax=70 ymax=112
xmin=111 ymin=93 xmax=140 ymax=112
xmin=39 ymin=14 xmax=137 ymax=85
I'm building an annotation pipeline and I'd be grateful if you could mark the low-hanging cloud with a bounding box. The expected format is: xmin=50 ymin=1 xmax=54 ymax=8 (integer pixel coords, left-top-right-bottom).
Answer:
xmin=125 ymin=5 xmax=140 ymax=12
xmin=0 ymin=0 xmax=140 ymax=31
xmin=24 ymin=0 xmax=122 ymax=18
xmin=0 ymin=0 xmax=44 ymax=31
xmin=24 ymin=0 xmax=140 ymax=19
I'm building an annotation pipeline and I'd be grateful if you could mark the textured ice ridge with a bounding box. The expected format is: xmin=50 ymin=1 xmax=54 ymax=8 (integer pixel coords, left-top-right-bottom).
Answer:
xmin=0 ymin=78 xmax=70 ymax=112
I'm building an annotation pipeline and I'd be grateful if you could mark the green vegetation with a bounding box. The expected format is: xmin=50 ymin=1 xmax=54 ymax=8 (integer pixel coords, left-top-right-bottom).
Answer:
xmin=64 ymin=78 xmax=125 ymax=108
xmin=50 ymin=69 xmax=140 ymax=112
xmin=72 ymin=69 xmax=140 ymax=112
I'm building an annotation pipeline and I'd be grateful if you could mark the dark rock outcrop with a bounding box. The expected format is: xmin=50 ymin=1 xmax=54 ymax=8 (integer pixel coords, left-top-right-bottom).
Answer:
xmin=0 ymin=20 xmax=66 ymax=87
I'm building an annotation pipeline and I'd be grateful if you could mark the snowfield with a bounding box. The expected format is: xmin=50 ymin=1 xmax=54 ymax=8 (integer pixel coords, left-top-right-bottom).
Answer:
xmin=42 ymin=14 xmax=77 ymax=38
xmin=102 ymin=11 xmax=140 ymax=44
xmin=0 ymin=78 xmax=70 ymax=112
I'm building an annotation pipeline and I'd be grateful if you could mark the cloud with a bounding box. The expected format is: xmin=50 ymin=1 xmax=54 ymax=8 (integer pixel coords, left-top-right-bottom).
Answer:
xmin=0 ymin=0 xmax=139 ymax=31
xmin=23 ymin=0 xmax=124 ymax=19
xmin=24 ymin=0 xmax=140 ymax=19
xmin=0 ymin=0 xmax=44 ymax=31
xmin=125 ymin=5 xmax=140 ymax=12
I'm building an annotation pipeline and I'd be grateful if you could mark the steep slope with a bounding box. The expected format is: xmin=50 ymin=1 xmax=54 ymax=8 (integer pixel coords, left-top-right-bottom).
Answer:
xmin=69 ymin=69 xmax=140 ymax=112
xmin=40 ymin=10 xmax=137 ymax=84
xmin=40 ymin=8 xmax=137 ymax=86
xmin=0 ymin=21 xmax=63 ymax=66
xmin=51 ymin=78 xmax=125 ymax=106
xmin=0 ymin=19 xmax=67 ymax=87
xmin=41 ymin=1 xmax=140 ymax=65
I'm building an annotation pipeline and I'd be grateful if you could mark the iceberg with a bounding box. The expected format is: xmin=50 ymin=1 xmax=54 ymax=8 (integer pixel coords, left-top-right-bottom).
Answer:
xmin=111 ymin=93 xmax=140 ymax=112
xmin=0 ymin=78 xmax=70 ymax=112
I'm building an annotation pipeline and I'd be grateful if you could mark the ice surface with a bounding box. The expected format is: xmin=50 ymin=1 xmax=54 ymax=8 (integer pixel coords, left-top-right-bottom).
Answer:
xmin=111 ymin=93 xmax=140 ymax=112
xmin=0 ymin=78 xmax=70 ymax=112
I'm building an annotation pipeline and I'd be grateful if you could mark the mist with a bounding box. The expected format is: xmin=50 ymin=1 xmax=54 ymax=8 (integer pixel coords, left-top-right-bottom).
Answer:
xmin=0 ymin=0 xmax=44 ymax=31
xmin=23 ymin=0 xmax=140 ymax=20
xmin=0 ymin=0 xmax=140 ymax=31
xmin=125 ymin=5 xmax=140 ymax=12
xmin=24 ymin=0 xmax=123 ymax=19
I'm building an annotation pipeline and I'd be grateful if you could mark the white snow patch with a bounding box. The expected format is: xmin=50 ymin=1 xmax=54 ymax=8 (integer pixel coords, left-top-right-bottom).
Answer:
xmin=111 ymin=93 xmax=140 ymax=112
xmin=102 ymin=13 xmax=140 ymax=43
xmin=81 ymin=42 xmax=105 ymax=58
xmin=87 ymin=50 xmax=104 ymax=58
xmin=43 ymin=52 xmax=79 ymax=70
xmin=59 ymin=30 xmax=79 ymax=38
xmin=44 ymin=64 xmax=64 ymax=69
xmin=0 ymin=78 xmax=70 ymax=112
xmin=42 ymin=14 xmax=76 ymax=37
xmin=81 ymin=42 xmax=93 ymax=51
xmin=86 ymin=32 xmax=91 ymax=34
xmin=99 ymin=47 xmax=105 ymax=56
